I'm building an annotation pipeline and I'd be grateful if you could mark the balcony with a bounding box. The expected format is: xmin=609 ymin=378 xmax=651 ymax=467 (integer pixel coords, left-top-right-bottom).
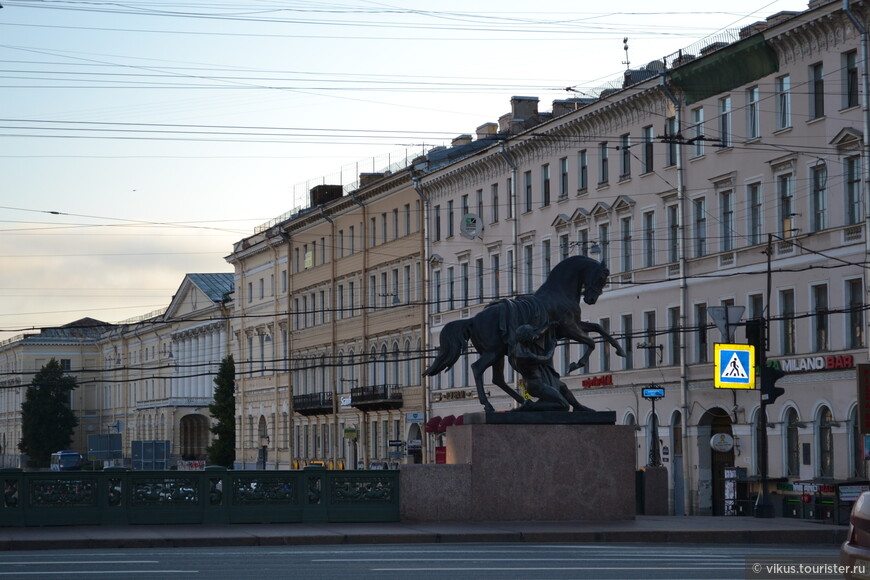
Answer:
xmin=292 ymin=392 xmax=334 ymax=416
xmin=351 ymin=384 xmax=403 ymax=411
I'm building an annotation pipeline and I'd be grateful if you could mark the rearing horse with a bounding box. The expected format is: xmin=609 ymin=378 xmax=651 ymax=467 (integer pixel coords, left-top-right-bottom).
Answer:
xmin=422 ymin=255 xmax=626 ymax=413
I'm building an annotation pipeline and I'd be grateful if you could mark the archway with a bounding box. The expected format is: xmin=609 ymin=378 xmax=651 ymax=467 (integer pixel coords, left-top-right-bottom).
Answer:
xmin=697 ymin=407 xmax=734 ymax=516
xmin=179 ymin=414 xmax=209 ymax=460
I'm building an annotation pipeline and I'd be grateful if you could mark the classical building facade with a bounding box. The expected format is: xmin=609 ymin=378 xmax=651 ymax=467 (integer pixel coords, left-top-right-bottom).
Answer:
xmin=226 ymin=175 xmax=427 ymax=469
xmin=418 ymin=0 xmax=870 ymax=515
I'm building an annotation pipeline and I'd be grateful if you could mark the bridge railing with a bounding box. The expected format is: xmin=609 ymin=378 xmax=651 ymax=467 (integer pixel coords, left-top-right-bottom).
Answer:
xmin=0 ymin=466 xmax=399 ymax=526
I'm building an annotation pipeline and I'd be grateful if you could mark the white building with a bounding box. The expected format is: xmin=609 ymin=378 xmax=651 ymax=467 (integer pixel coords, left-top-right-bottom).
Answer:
xmin=418 ymin=0 xmax=870 ymax=516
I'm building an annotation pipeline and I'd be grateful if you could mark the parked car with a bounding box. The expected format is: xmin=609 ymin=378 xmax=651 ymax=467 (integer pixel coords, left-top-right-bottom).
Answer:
xmin=840 ymin=491 xmax=870 ymax=579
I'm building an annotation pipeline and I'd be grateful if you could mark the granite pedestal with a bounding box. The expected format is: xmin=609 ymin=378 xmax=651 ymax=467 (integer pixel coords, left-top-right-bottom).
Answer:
xmin=400 ymin=417 xmax=635 ymax=522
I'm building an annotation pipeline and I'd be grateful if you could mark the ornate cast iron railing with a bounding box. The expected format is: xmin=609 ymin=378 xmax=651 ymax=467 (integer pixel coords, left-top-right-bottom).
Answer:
xmin=0 ymin=466 xmax=399 ymax=526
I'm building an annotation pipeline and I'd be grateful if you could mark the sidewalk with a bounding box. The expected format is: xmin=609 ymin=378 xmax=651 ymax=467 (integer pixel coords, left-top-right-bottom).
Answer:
xmin=0 ymin=516 xmax=848 ymax=551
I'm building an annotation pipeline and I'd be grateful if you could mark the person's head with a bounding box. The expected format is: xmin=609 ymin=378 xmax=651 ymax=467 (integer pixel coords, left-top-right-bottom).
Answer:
xmin=515 ymin=324 xmax=537 ymax=343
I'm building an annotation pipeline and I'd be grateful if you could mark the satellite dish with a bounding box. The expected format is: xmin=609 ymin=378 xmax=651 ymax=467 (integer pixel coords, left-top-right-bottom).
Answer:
xmin=460 ymin=214 xmax=483 ymax=239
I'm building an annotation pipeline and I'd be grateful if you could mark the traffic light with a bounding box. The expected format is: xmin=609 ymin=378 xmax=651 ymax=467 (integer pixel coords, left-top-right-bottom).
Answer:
xmin=760 ymin=364 xmax=786 ymax=405
xmin=745 ymin=318 xmax=764 ymax=352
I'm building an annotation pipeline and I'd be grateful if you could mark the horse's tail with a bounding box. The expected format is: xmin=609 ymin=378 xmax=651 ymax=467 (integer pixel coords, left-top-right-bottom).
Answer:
xmin=422 ymin=319 xmax=472 ymax=376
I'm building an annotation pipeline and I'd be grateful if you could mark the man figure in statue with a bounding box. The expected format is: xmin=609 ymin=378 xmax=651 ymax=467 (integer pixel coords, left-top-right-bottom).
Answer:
xmin=510 ymin=323 xmax=594 ymax=413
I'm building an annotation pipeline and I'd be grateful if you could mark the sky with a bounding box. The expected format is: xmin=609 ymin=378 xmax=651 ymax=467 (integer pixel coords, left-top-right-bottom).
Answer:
xmin=0 ymin=0 xmax=810 ymax=341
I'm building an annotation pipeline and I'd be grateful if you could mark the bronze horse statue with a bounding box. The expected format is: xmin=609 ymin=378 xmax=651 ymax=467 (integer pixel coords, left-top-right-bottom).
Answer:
xmin=422 ymin=255 xmax=626 ymax=413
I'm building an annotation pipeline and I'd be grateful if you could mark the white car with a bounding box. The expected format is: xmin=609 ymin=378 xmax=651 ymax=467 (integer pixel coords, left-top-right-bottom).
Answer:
xmin=840 ymin=491 xmax=870 ymax=579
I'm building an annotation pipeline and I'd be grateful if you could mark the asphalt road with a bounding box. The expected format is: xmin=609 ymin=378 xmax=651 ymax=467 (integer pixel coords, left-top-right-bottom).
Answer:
xmin=0 ymin=543 xmax=845 ymax=579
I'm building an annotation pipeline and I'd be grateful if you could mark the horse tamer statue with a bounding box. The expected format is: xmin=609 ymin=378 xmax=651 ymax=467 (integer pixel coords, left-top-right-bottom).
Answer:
xmin=422 ymin=255 xmax=626 ymax=414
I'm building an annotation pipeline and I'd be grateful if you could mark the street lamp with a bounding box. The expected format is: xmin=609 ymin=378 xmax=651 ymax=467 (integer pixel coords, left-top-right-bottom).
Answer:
xmin=642 ymin=386 xmax=665 ymax=467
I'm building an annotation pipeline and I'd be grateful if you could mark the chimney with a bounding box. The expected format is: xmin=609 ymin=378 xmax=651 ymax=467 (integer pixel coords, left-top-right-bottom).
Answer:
xmin=476 ymin=123 xmax=498 ymax=139
xmin=451 ymin=134 xmax=472 ymax=147
xmin=310 ymin=184 xmax=343 ymax=206
xmin=510 ymin=96 xmax=539 ymax=123
xmin=552 ymin=99 xmax=583 ymax=117
xmin=498 ymin=112 xmax=512 ymax=133
xmin=359 ymin=172 xmax=386 ymax=187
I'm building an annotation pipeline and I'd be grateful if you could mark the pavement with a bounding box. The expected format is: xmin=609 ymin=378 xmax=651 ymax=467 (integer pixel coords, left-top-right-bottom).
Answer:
xmin=0 ymin=516 xmax=849 ymax=551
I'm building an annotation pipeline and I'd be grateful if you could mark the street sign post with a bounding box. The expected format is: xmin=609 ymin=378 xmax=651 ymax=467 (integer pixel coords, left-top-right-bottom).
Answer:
xmin=714 ymin=344 xmax=756 ymax=389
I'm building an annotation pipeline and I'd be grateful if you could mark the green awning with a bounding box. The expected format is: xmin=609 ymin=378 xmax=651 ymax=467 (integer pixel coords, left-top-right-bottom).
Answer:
xmin=668 ymin=34 xmax=779 ymax=105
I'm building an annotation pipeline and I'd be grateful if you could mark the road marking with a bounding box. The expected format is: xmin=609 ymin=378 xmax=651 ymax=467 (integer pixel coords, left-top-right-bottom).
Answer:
xmin=0 ymin=571 xmax=195 ymax=576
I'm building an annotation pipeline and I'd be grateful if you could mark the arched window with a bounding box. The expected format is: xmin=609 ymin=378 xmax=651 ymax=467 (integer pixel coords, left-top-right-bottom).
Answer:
xmin=646 ymin=411 xmax=660 ymax=466
xmin=380 ymin=344 xmax=388 ymax=385
xmin=752 ymin=407 xmax=767 ymax=476
xmin=818 ymin=405 xmax=834 ymax=478
xmin=336 ymin=350 xmax=344 ymax=390
xmin=392 ymin=342 xmax=400 ymax=385
xmin=404 ymin=339 xmax=412 ymax=386
xmin=348 ymin=348 xmax=356 ymax=386
xmin=368 ymin=346 xmax=377 ymax=386
xmin=851 ymin=406 xmax=866 ymax=478
xmin=784 ymin=407 xmax=800 ymax=477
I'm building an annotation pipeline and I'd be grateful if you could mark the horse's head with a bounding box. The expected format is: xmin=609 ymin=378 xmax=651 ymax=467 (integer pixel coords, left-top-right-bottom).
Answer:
xmin=582 ymin=260 xmax=609 ymax=305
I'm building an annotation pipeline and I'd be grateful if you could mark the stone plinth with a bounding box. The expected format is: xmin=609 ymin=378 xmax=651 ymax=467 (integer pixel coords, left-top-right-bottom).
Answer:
xmin=400 ymin=423 xmax=635 ymax=522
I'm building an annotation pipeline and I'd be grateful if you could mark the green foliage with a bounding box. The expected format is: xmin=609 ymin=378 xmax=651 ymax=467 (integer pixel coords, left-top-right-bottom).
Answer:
xmin=207 ymin=355 xmax=236 ymax=468
xmin=19 ymin=359 xmax=79 ymax=468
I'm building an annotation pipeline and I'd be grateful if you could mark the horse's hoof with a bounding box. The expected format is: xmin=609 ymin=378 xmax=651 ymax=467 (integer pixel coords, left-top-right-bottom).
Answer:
xmin=484 ymin=406 xmax=496 ymax=414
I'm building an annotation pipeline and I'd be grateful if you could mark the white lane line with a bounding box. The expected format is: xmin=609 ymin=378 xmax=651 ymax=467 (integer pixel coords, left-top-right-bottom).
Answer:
xmin=370 ymin=566 xmax=744 ymax=572
xmin=0 ymin=561 xmax=158 ymax=565
xmin=0 ymin=571 xmax=195 ymax=576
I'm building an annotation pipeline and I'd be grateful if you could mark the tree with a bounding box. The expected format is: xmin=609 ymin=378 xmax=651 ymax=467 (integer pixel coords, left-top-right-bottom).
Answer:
xmin=19 ymin=359 xmax=78 ymax=468
xmin=207 ymin=355 xmax=236 ymax=467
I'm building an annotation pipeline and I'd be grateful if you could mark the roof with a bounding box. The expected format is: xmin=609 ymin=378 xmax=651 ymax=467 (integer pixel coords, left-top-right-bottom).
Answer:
xmin=187 ymin=273 xmax=234 ymax=303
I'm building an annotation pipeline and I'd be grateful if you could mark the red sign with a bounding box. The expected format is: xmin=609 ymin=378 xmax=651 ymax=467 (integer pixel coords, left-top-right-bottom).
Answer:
xmin=434 ymin=446 xmax=447 ymax=464
xmin=582 ymin=375 xmax=613 ymax=388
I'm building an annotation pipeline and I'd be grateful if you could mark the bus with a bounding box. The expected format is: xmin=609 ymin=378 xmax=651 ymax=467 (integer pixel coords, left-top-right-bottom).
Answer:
xmin=50 ymin=451 xmax=83 ymax=472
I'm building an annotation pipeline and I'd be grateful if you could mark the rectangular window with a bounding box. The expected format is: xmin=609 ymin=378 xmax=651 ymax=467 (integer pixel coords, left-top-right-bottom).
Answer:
xmin=847 ymin=156 xmax=863 ymax=225
xmin=247 ymin=282 xmax=252 ymax=303
xmin=368 ymin=276 xmax=376 ymax=310
xmin=622 ymin=315 xmax=633 ymax=370
xmin=643 ymin=211 xmax=655 ymax=268
xmin=693 ymin=198 xmax=706 ymax=258
xmin=370 ymin=217 xmax=377 ymax=247
xmin=667 ymin=205 xmax=679 ymax=263
xmin=642 ymin=125 xmax=654 ymax=173
xmin=392 ymin=209 xmax=399 ymax=240
xmin=476 ymin=258 xmax=484 ymax=304
xmin=599 ymin=142 xmax=609 ymax=185
xmin=645 ymin=311 xmax=657 ymax=368
xmin=541 ymin=164 xmax=551 ymax=206
xmin=578 ymin=150 xmax=588 ymax=192
xmin=524 ymin=171 xmax=533 ymax=212
xmin=748 ymin=293 xmax=764 ymax=321
xmin=559 ymin=157 xmax=569 ymax=199
xmin=337 ymin=284 xmax=344 ymax=320
xmin=506 ymin=177 xmax=513 ymax=219
xmin=812 ymin=284 xmax=829 ymax=352
xmin=847 ymin=278 xmax=865 ymax=348
xmin=691 ymin=107 xmax=704 ymax=157
xmin=461 ymin=193 xmax=469 ymax=216
xmin=507 ymin=249 xmax=515 ymax=295
xmin=460 ymin=263 xmax=469 ymax=307
xmin=621 ymin=217 xmax=632 ymax=273
xmin=619 ymin=133 xmax=631 ymax=178
xmin=778 ymin=174 xmax=794 ymax=237
xmin=578 ymin=229 xmax=589 ymax=257
xmin=747 ymin=183 xmax=763 ymax=246
xmin=598 ymin=223 xmax=610 ymax=265
xmin=542 ymin=239 xmax=552 ymax=278
xmin=720 ymin=190 xmax=734 ymax=252
xmin=846 ymin=50 xmax=859 ymax=109
xmin=447 ymin=266 xmax=455 ymax=310
xmin=775 ymin=75 xmax=791 ymax=130
xmin=747 ymin=86 xmax=760 ymax=139
xmin=780 ymin=289 xmax=796 ymax=355
xmin=404 ymin=264 xmax=411 ymax=304
xmin=404 ymin=204 xmax=411 ymax=236
xmin=559 ymin=233 xmax=570 ymax=262
xmin=448 ymin=200 xmax=455 ymax=237
xmin=811 ymin=164 xmax=827 ymax=231
xmin=434 ymin=205 xmax=441 ymax=241
xmin=599 ymin=318 xmax=611 ymax=372
xmin=476 ymin=189 xmax=484 ymax=220
xmin=349 ymin=225 xmax=355 ymax=254
xmin=524 ymin=245 xmax=534 ymax=293
xmin=695 ymin=303 xmax=708 ymax=363
xmin=665 ymin=117 xmax=678 ymax=167
xmin=718 ymin=96 xmax=731 ymax=148
xmin=810 ymin=62 xmax=825 ymax=119
xmin=433 ymin=270 xmax=441 ymax=314
xmin=668 ymin=306 xmax=681 ymax=366
xmin=490 ymin=254 xmax=500 ymax=298
xmin=490 ymin=183 xmax=499 ymax=223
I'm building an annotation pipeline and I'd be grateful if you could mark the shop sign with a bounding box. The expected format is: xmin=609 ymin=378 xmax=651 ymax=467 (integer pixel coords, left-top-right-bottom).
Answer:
xmin=770 ymin=354 xmax=854 ymax=373
xmin=710 ymin=433 xmax=734 ymax=453
xmin=406 ymin=412 xmax=425 ymax=424
xmin=340 ymin=396 xmax=352 ymax=409
xmin=581 ymin=375 xmax=613 ymax=388
xmin=343 ymin=427 xmax=358 ymax=440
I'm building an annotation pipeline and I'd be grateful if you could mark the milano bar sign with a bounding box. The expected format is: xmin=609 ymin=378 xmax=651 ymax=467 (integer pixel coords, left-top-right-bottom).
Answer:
xmin=768 ymin=354 xmax=855 ymax=373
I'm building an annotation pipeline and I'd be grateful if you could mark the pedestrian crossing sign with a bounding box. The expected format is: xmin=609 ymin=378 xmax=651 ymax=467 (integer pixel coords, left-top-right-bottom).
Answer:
xmin=714 ymin=344 xmax=756 ymax=389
